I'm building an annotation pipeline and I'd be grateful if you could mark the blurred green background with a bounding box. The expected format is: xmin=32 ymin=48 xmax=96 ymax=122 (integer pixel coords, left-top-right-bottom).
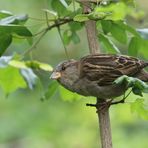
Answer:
xmin=0 ymin=0 xmax=148 ymax=148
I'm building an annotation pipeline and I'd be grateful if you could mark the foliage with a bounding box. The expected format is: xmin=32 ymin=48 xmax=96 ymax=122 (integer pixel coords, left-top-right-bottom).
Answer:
xmin=0 ymin=0 xmax=148 ymax=118
xmin=0 ymin=0 xmax=148 ymax=148
xmin=114 ymin=75 xmax=148 ymax=97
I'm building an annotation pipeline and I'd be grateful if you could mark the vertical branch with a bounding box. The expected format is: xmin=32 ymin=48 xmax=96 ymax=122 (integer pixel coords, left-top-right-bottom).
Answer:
xmin=82 ymin=1 xmax=112 ymax=148
xmin=85 ymin=20 xmax=100 ymax=54
xmin=97 ymin=100 xmax=112 ymax=148
xmin=82 ymin=1 xmax=100 ymax=54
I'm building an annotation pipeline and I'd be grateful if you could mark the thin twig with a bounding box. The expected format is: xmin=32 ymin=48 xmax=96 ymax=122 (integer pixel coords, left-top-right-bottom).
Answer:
xmin=57 ymin=26 xmax=69 ymax=59
xmin=45 ymin=11 xmax=50 ymax=28
xmin=21 ymin=28 xmax=49 ymax=59
xmin=72 ymin=0 xmax=76 ymax=12
xmin=21 ymin=18 xmax=73 ymax=58
xmin=111 ymin=89 xmax=132 ymax=105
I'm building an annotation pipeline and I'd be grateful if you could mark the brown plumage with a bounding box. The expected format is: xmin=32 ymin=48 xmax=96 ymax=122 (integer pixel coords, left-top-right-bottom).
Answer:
xmin=50 ymin=54 xmax=148 ymax=99
xmin=80 ymin=54 xmax=148 ymax=85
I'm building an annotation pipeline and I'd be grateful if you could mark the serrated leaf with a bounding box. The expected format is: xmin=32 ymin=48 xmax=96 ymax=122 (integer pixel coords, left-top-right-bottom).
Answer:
xmin=20 ymin=68 xmax=38 ymax=89
xmin=98 ymin=34 xmax=120 ymax=53
xmin=132 ymin=87 xmax=143 ymax=97
xmin=44 ymin=81 xmax=59 ymax=99
xmin=0 ymin=66 xmax=27 ymax=94
xmin=114 ymin=75 xmax=148 ymax=96
xmin=131 ymin=99 xmax=148 ymax=120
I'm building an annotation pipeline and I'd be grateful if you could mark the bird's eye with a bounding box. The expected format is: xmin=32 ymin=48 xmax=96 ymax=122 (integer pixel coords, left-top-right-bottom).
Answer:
xmin=61 ymin=65 xmax=66 ymax=71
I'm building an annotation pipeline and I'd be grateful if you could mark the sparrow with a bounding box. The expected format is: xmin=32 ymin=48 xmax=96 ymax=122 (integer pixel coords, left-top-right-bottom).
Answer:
xmin=50 ymin=54 xmax=148 ymax=99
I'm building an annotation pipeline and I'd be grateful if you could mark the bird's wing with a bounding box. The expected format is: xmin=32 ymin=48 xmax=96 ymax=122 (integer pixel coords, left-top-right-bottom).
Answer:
xmin=80 ymin=54 xmax=146 ymax=86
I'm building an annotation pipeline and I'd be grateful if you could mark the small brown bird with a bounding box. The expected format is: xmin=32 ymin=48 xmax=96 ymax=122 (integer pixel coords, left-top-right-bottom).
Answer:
xmin=50 ymin=54 xmax=148 ymax=99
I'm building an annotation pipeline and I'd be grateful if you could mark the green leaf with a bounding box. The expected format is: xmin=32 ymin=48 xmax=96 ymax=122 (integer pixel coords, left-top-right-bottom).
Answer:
xmin=101 ymin=20 xmax=112 ymax=34
xmin=44 ymin=81 xmax=59 ymax=99
xmin=114 ymin=75 xmax=148 ymax=96
xmin=71 ymin=32 xmax=80 ymax=44
xmin=0 ymin=66 xmax=27 ymax=94
xmin=110 ymin=22 xmax=127 ymax=43
xmin=0 ymin=25 xmax=32 ymax=37
xmin=63 ymin=29 xmax=80 ymax=45
xmin=95 ymin=2 xmax=128 ymax=21
xmin=25 ymin=61 xmax=53 ymax=71
xmin=63 ymin=30 xmax=72 ymax=45
xmin=9 ymin=60 xmax=53 ymax=72
xmin=89 ymin=11 xmax=112 ymax=20
xmin=128 ymin=37 xmax=139 ymax=56
xmin=98 ymin=34 xmax=120 ymax=53
xmin=0 ymin=10 xmax=12 ymax=19
xmin=69 ymin=22 xmax=83 ymax=32
xmin=101 ymin=20 xmax=139 ymax=42
xmin=117 ymin=21 xmax=140 ymax=37
xmin=74 ymin=14 xmax=89 ymax=22
xmin=38 ymin=62 xmax=53 ymax=72
xmin=0 ymin=14 xmax=28 ymax=25
xmin=0 ymin=34 xmax=12 ymax=56
xmin=9 ymin=60 xmax=27 ymax=69
xmin=131 ymin=99 xmax=148 ymax=120
xmin=132 ymin=87 xmax=143 ymax=97
xmin=20 ymin=68 xmax=38 ymax=89
xmin=51 ymin=0 xmax=70 ymax=16
xmin=128 ymin=37 xmax=148 ymax=58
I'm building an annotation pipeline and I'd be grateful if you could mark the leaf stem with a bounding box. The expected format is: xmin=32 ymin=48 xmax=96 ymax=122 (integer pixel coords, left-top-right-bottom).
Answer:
xmin=57 ymin=26 xmax=69 ymax=59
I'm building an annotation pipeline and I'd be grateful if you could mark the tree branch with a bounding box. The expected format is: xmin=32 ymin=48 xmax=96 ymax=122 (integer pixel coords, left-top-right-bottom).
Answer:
xmin=82 ymin=1 xmax=112 ymax=148
xmin=21 ymin=18 xmax=73 ymax=58
xmin=82 ymin=1 xmax=100 ymax=54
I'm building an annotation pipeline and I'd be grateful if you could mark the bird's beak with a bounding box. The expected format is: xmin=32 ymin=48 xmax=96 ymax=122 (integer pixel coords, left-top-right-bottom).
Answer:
xmin=50 ymin=71 xmax=61 ymax=79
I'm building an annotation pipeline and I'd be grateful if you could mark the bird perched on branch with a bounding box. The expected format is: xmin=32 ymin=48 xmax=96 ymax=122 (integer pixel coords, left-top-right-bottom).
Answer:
xmin=50 ymin=54 xmax=148 ymax=99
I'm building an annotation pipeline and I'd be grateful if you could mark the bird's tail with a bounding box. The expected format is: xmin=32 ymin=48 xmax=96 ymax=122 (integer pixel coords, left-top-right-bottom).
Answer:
xmin=135 ymin=70 xmax=148 ymax=82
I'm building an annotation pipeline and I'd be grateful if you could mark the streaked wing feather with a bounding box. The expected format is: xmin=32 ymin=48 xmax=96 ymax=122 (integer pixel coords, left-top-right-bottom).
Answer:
xmin=80 ymin=54 xmax=147 ymax=86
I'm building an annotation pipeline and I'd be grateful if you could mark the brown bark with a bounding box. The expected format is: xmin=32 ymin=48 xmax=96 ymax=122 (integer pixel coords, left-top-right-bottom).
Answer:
xmin=82 ymin=1 xmax=113 ymax=148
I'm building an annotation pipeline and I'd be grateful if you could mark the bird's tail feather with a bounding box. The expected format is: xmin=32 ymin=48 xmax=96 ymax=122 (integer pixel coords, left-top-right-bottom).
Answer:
xmin=135 ymin=70 xmax=148 ymax=82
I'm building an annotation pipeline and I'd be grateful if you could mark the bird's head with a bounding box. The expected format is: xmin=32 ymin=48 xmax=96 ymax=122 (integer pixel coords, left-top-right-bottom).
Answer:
xmin=50 ymin=59 xmax=79 ymax=90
